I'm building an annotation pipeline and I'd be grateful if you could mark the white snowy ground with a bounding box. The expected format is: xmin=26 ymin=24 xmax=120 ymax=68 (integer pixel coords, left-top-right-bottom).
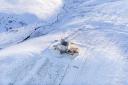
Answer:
xmin=0 ymin=0 xmax=128 ymax=85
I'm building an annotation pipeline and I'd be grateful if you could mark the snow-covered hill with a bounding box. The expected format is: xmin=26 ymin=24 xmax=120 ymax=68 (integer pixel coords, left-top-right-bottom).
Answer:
xmin=0 ymin=0 xmax=128 ymax=85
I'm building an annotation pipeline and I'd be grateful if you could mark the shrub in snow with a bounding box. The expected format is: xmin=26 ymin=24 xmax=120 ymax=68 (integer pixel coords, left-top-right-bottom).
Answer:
xmin=53 ymin=39 xmax=79 ymax=56
xmin=67 ymin=45 xmax=79 ymax=55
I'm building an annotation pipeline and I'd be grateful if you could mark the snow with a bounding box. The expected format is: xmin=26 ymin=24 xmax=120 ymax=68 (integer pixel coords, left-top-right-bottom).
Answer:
xmin=0 ymin=0 xmax=128 ymax=85
xmin=0 ymin=0 xmax=63 ymax=20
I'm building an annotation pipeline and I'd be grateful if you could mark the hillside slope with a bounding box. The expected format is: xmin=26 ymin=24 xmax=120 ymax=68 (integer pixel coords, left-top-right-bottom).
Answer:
xmin=0 ymin=0 xmax=128 ymax=85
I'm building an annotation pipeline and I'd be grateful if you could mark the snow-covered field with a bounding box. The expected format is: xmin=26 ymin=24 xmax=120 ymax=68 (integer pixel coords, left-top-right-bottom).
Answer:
xmin=0 ymin=0 xmax=128 ymax=85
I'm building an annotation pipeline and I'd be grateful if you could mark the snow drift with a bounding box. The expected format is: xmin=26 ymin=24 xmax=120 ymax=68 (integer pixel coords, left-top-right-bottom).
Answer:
xmin=0 ymin=0 xmax=128 ymax=85
xmin=0 ymin=0 xmax=63 ymax=20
